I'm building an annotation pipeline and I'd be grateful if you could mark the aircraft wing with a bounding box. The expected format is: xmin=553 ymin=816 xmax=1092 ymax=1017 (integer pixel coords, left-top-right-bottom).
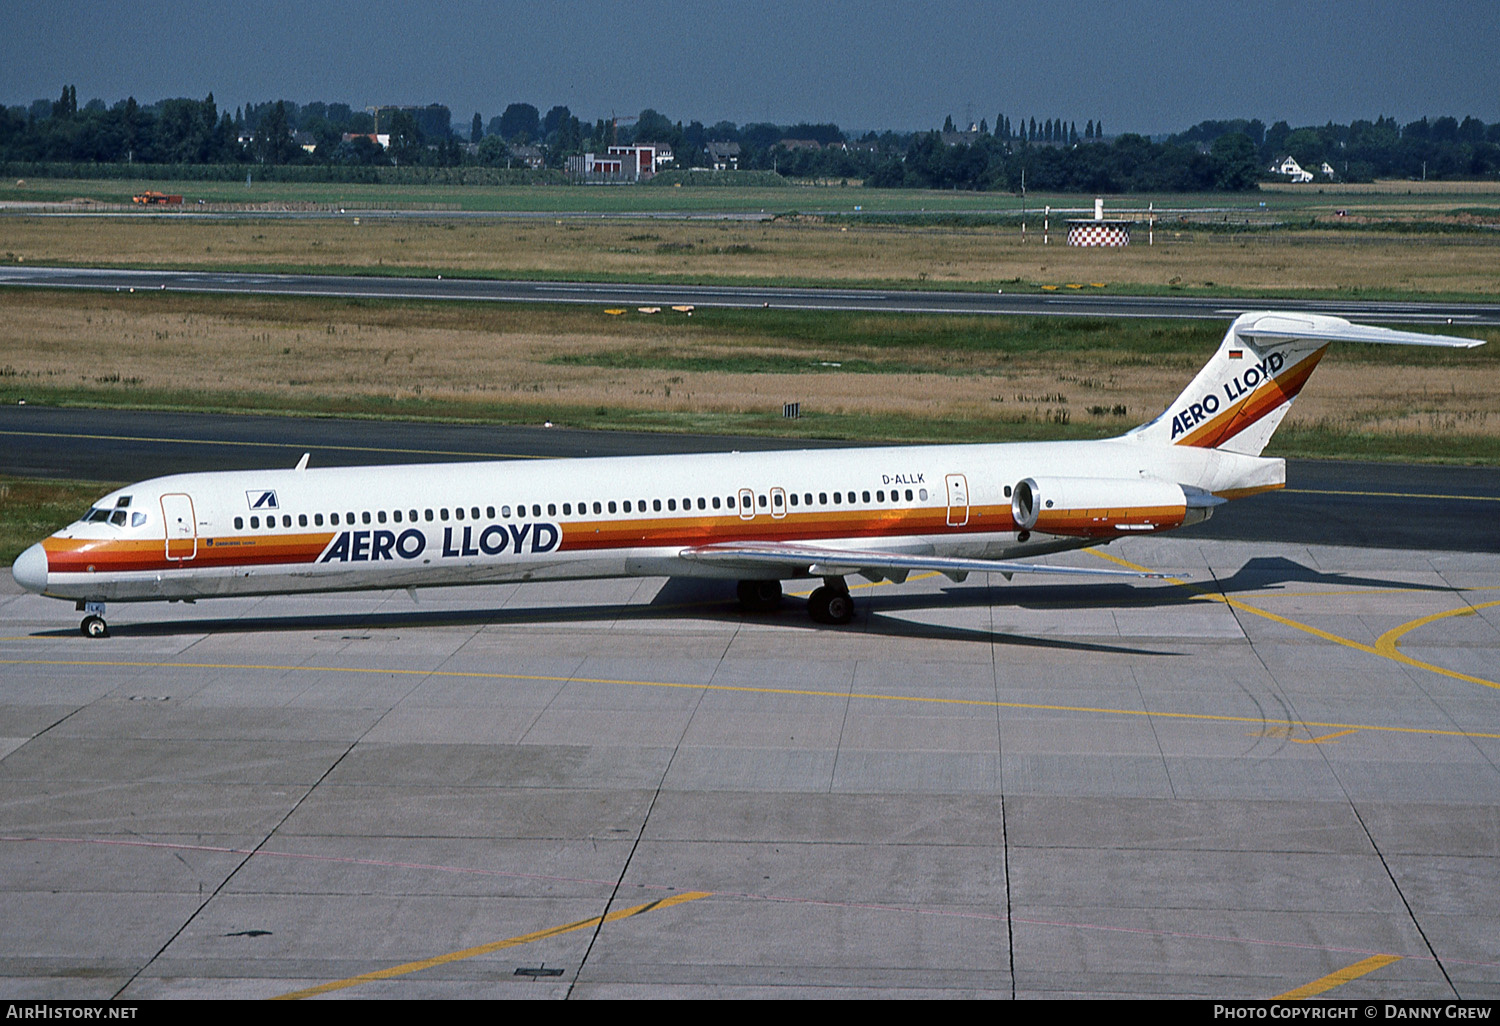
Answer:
xmin=678 ymin=541 xmax=1170 ymax=584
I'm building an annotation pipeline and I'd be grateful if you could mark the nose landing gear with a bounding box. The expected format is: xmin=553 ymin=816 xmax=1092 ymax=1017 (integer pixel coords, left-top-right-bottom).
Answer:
xmin=77 ymin=601 xmax=109 ymax=638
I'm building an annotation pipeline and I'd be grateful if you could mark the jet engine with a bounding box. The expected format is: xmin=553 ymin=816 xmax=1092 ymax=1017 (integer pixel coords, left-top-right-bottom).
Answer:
xmin=1010 ymin=476 xmax=1194 ymax=537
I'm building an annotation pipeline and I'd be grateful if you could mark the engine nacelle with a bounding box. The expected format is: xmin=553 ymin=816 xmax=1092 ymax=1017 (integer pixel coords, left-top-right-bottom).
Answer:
xmin=1010 ymin=476 xmax=1189 ymax=537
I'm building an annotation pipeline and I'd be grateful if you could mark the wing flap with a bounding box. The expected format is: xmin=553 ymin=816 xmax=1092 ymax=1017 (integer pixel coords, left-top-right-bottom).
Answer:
xmin=679 ymin=542 xmax=1169 ymax=582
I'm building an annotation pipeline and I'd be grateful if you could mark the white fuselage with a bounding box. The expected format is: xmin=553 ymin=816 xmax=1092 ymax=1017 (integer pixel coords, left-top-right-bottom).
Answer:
xmin=19 ymin=436 xmax=1282 ymax=605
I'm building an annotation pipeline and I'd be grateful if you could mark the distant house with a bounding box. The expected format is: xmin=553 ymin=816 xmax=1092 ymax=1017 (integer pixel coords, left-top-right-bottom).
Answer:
xmin=509 ymin=143 xmax=545 ymax=169
xmin=1270 ymin=156 xmax=1314 ymax=183
xmin=706 ymin=141 xmax=740 ymax=170
xmin=777 ymin=138 xmax=822 ymax=151
xmin=294 ymin=131 xmax=318 ymax=155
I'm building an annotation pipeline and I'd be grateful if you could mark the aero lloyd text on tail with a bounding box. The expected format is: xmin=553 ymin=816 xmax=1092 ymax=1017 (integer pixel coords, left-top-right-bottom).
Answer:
xmin=12 ymin=312 xmax=1483 ymax=636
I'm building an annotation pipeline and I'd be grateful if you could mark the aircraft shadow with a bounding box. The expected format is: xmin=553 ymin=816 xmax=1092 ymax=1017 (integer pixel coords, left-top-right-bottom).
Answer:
xmin=30 ymin=557 xmax=1445 ymax=654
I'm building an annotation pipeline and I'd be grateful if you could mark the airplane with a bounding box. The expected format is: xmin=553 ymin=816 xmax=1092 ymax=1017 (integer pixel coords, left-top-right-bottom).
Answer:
xmin=10 ymin=312 xmax=1484 ymax=638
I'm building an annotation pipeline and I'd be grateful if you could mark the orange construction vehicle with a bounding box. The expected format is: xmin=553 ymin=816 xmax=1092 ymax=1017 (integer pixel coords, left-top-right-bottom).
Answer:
xmin=131 ymin=191 xmax=183 ymax=205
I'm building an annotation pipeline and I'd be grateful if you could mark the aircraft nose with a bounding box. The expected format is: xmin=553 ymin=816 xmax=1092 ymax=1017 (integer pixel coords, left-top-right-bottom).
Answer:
xmin=11 ymin=543 xmax=48 ymax=594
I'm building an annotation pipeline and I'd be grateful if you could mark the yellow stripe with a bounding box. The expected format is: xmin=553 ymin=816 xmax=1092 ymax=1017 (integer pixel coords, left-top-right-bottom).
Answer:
xmin=1088 ymin=550 xmax=1500 ymax=690
xmin=1284 ymin=487 xmax=1500 ymax=503
xmin=1274 ymin=953 xmax=1401 ymax=999
xmin=272 ymin=891 xmax=710 ymax=1000
xmin=4 ymin=658 xmax=1499 ymax=742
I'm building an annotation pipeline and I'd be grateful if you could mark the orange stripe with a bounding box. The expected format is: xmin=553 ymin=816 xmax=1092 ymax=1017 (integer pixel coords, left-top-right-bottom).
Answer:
xmin=1177 ymin=346 xmax=1327 ymax=449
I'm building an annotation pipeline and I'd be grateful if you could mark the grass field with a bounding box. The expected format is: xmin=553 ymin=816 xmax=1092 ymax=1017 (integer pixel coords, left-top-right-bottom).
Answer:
xmin=6 ymin=177 xmax=1500 ymax=216
xmin=4 ymin=213 xmax=1500 ymax=299
xmin=0 ymin=476 xmax=117 ymax=564
xmin=1 ymin=290 xmax=1494 ymax=463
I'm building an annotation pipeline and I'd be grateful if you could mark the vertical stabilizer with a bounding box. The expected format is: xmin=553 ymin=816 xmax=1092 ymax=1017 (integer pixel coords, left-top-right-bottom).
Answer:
xmin=1126 ymin=312 xmax=1482 ymax=456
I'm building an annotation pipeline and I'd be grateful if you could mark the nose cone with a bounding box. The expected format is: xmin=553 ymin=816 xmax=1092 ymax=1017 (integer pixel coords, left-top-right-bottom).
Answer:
xmin=11 ymin=543 xmax=48 ymax=594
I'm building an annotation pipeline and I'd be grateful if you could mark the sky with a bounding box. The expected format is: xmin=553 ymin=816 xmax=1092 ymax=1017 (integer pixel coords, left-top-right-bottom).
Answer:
xmin=3 ymin=0 xmax=1497 ymax=136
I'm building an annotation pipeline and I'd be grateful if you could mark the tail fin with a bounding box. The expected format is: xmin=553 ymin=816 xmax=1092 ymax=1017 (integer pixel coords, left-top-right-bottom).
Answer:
xmin=1126 ymin=311 xmax=1483 ymax=456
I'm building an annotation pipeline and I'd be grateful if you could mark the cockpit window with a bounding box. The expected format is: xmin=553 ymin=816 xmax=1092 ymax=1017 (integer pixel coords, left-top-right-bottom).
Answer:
xmin=109 ymin=510 xmax=127 ymax=526
xmin=131 ymin=512 xmax=148 ymax=528
xmin=86 ymin=508 xmax=112 ymax=523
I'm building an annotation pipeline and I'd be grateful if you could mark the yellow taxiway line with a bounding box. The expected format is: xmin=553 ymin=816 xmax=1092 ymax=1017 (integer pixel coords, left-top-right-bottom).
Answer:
xmin=272 ymin=890 xmax=711 ymax=1000
xmin=1089 ymin=550 xmax=1500 ymax=691
xmin=5 ymin=656 xmax=1500 ymax=742
xmin=1273 ymin=953 xmax=1402 ymax=1000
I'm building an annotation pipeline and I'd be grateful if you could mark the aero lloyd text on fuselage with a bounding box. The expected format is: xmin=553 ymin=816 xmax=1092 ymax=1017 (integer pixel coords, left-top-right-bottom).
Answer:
xmin=1170 ymin=351 xmax=1285 ymax=440
xmin=319 ymin=523 xmax=561 ymax=563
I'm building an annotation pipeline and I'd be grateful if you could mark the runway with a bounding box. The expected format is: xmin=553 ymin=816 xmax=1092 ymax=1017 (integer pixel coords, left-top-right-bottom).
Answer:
xmin=3 ymin=408 xmax=1500 ymax=998
xmin=4 ymin=264 xmax=1500 ymax=324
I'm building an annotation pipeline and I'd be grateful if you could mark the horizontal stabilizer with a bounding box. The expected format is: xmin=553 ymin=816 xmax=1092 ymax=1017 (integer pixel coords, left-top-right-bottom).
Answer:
xmin=1236 ymin=315 xmax=1485 ymax=349
xmin=680 ymin=541 xmax=1170 ymax=583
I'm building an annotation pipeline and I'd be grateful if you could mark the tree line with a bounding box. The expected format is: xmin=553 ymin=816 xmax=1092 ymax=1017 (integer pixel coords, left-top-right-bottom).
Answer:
xmin=4 ymin=85 xmax=1498 ymax=190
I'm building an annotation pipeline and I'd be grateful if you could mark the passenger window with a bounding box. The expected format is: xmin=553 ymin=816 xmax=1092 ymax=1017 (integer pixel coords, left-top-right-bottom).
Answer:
xmin=790 ymin=494 xmax=799 ymax=506
xmin=455 ymin=507 xmax=464 ymax=520
xmin=848 ymin=492 xmax=856 ymax=504
xmin=905 ymin=489 xmax=913 ymax=501
xmin=532 ymin=504 xmax=541 ymax=518
xmin=377 ymin=510 xmax=387 ymax=523
xmin=623 ymin=500 xmax=632 ymax=513
xmin=393 ymin=510 xmax=402 ymax=523
xmin=608 ymin=501 xmax=617 ymax=514
xmin=773 ymin=493 xmax=783 ymax=507
xmin=712 ymin=496 xmax=721 ymax=509
xmin=487 ymin=506 xmax=495 ymax=518
xmin=877 ymin=490 xmax=885 ymax=502
xmin=804 ymin=493 xmax=813 ymax=505
xmin=472 ymin=507 xmax=481 ymax=520
xmin=654 ymin=499 xmax=662 ymax=512
xmin=593 ymin=501 xmax=602 ymax=514
xmin=919 ymin=489 xmax=928 ymax=501
xmin=547 ymin=503 xmax=556 ymax=516
xmin=299 ymin=514 xmax=308 ymax=527
xmin=819 ymin=493 xmax=828 ymax=504
xmin=409 ymin=510 xmax=417 ymax=521
xmin=667 ymin=499 xmax=676 ymax=511
xmin=501 ymin=506 xmax=511 ymax=518
xmin=316 ymin=513 xmax=325 ymax=526
xmin=346 ymin=511 xmax=355 ymax=523
xmin=235 ymin=516 xmax=244 ymax=530
xmin=280 ymin=515 xmax=289 ymax=528
xmin=440 ymin=508 xmax=449 ymax=521
xmin=758 ymin=494 xmax=767 ymax=508
xmin=741 ymin=495 xmax=751 ymax=509
xmin=563 ymin=503 xmax=571 ymax=516
xmin=832 ymin=493 xmax=841 ymax=505
xmin=697 ymin=498 xmax=706 ymax=510
xmin=251 ymin=515 xmax=261 ymax=528
xmin=360 ymin=512 xmax=370 ymax=525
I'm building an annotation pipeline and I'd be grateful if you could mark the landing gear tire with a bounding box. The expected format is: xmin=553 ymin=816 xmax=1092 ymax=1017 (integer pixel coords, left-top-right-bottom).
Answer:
xmin=736 ymin=579 xmax=783 ymax=613
xmin=81 ymin=615 xmax=109 ymax=639
xmin=808 ymin=585 xmax=855 ymax=625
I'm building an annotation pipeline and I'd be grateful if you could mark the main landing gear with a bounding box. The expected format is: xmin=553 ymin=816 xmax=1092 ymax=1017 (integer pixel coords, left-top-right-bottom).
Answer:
xmin=736 ymin=578 xmax=855 ymax=625
xmin=77 ymin=601 xmax=108 ymax=638
xmin=807 ymin=580 xmax=854 ymax=625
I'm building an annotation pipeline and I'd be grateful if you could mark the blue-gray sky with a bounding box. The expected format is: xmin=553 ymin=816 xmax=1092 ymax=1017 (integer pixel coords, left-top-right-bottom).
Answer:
xmin=4 ymin=1 xmax=1497 ymax=135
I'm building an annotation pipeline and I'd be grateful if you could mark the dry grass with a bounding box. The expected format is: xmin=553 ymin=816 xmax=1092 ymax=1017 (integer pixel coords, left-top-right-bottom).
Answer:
xmin=4 ymin=215 xmax=1499 ymax=295
xmin=1 ymin=291 xmax=1494 ymax=448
